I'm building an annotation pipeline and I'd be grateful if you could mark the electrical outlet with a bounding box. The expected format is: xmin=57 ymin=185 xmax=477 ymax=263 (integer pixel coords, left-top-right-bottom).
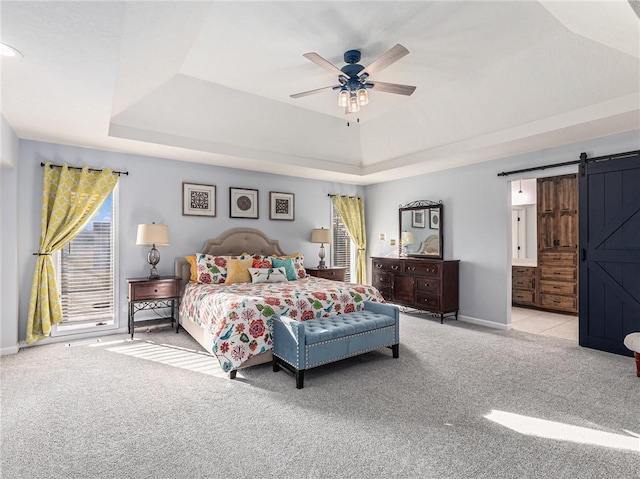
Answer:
xmin=390 ymin=239 xmax=396 ymax=246
xmin=379 ymin=233 xmax=386 ymax=241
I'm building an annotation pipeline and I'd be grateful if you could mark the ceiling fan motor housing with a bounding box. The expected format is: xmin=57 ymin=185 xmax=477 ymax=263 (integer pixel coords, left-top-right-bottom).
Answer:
xmin=343 ymin=49 xmax=361 ymax=64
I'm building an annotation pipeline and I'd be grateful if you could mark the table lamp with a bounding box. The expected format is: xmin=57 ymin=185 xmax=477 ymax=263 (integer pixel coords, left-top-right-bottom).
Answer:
xmin=136 ymin=223 xmax=170 ymax=279
xmin=311 ymin=227 xmax=332 ymax=269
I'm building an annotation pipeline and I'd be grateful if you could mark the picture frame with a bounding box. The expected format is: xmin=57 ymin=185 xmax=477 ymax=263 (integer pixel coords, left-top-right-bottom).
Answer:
xmin=412 ymin=209 xmax=426 ymax=228
xmin=229 ymin=187 xmax=259 ymax=219
xmin=429 ymin=208 xmax=440 ymax=230
xmin=269 ymin=191 xmax=295 ymax=221
xmin=182 ymin=182 xmax=216 ymax=217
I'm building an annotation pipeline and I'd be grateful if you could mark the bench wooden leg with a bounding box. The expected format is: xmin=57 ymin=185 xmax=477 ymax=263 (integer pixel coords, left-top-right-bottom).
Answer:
xmin=392 ymin=344 xmax=399 ymax=358
xmin=635 ymin=352 xmax=640 ymax=378
xmin=296 ymin=370 xmax=304 ymax=389
xmin=228 ymin=370 xmax=237 ymax=380
xmin=273 ymin=358 xmax=281 ymax=372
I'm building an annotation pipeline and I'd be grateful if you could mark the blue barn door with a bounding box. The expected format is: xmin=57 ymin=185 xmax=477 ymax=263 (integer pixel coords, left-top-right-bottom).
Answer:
xmin=579 ymin=152 xmax=640 ymax=356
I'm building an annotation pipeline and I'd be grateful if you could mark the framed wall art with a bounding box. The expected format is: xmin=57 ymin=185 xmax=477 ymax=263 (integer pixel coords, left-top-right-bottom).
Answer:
xmin=412 ymin=209 xmax=426 ymax=228
xmin=269 ymin=191 xmax=295 ymax=221
xmin=429 ymin=208 xmax=440 ymax=230
xmin=182 ymin=182 xmax=216 ymax=217
xmin=230 ymin=187 xmax=259 ymax=219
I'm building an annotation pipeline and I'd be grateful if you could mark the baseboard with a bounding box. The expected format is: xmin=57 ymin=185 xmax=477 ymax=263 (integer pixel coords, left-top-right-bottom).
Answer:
xmin=458 ymin=315 xmax=510 ymax=330
xmin=1 ymin=344 xmax=20 ymax=355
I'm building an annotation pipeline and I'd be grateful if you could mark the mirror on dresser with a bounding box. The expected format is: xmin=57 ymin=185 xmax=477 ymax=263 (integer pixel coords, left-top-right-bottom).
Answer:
xmin=398 ymin=200 xmax=443 ymax=260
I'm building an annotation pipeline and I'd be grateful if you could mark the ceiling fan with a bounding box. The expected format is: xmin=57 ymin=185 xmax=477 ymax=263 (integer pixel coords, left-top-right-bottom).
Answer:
xmin=290 ymin=44 xmax=416 ymax=114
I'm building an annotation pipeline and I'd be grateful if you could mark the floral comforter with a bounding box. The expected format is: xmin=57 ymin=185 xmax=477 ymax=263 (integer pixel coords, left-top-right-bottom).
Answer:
xmin=179 ymin=277 xmax=385 ymax=372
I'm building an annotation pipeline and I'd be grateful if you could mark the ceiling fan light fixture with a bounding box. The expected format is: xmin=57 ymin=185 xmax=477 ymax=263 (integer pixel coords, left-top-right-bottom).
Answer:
xmin=338 ymin=88 xmax=349 ymax=107
xmin=357 ymin=87 xmax=369 ymax=106
xmin=348 ymin=94 xmax=360 ymax=113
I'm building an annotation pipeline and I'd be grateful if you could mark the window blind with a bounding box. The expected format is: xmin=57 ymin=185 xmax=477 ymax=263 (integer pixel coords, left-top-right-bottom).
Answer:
xmin=58 ymin=197 xmax=115 ymax=326
xmin=331 ymin=205 xmax=352 ymax=282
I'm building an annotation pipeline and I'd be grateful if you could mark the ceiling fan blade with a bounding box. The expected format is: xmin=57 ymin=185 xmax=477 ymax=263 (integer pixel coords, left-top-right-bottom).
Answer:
xmin=290 ymin=85 xmax=339 ymax=99
xmin=359 ymin=44 xmax=409 ymax=78
xmin=369 ymin=81 xmax=416 ymax=96
xmin=303 ymin=52 xmax=346 ymax=78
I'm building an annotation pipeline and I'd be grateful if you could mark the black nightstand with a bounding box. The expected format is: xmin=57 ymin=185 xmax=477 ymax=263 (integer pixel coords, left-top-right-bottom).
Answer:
xmin=305 ymin=267 xmax=347 ymax=282
xmin=127 ymin=276 xmax=181 ymax=339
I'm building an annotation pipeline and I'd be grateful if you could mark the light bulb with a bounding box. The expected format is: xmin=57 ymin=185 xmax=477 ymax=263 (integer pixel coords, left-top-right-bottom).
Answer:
xmin=357 ymin=88 xmax=369 ymax=105
xmin=338 ymin=89 xmax=349 ymax=107
xmin=348 ymin=95 xmax=360 ymax=113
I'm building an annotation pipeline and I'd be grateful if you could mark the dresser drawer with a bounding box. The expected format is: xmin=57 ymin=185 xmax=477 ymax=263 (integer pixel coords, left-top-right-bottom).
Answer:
xmin=540 ymin=293 xmax=577 ymax=312
xmin=405 ymin=261 xmax=440 ymax=277
xmin=512 ymin=266 xmax=536 ymax=278
xmin=540 ymin=280 xmax=576 ymax=295
xmin=539 ymin=252 xmax=577 ymax=267
xmin=372 ymin=259 xmax=403 ymax=274
xmin=372 ymin=271 xmax=393 ymax=288
xmin=539 ymin=267 xmax=576 ymax=282
xmin=416 ymin=277 xmax=440 ymax=293
xmin=513 ymin=277 xmax=535 ymax=290
xmin=416 ymin=292 xmax=441 ymax=310
xmin=130 ymin=281 xmax=179 ymax=301
xmin=512 ymin=289 xmax=535 ymax=305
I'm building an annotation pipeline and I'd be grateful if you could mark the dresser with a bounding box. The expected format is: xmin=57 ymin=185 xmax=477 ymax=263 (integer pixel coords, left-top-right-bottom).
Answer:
xmin=371 ymin=257 xmax=459 ymax=323
xmin=536 ymin=174 xmax=578 ymax=313
xmin=305 ymin=267 xmax=346 ymax=282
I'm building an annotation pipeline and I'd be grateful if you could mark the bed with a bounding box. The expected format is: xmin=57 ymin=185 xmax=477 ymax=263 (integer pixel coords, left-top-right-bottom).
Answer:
xmin=175 ymin=228 xmax=385 ymax=376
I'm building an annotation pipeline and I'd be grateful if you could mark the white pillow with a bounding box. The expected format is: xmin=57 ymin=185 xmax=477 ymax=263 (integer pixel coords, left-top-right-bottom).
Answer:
xmin=248 ymin=267 xmax=288 ymax=284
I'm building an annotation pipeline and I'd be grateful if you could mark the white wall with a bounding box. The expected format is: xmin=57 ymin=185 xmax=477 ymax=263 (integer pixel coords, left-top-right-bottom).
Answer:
xmin=365 ymin=129 xmax=640 ymax=328
xmin=14 ymin=140 xmax=363 ymax=345
xmin=1 ymin=115 xmax=20 ymax=353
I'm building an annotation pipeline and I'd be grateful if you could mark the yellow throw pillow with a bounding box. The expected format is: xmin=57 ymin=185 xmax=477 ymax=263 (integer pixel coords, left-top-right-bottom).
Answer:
xmin=225 ymin=258 xmax=254 ymax=284
xmin=185 ymin=255 xmax=197 ymax=282
xmin=270 ymin=252 xmax=300 ymax=260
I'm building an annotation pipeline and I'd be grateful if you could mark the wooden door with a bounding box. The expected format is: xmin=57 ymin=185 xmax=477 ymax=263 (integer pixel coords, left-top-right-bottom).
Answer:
xmin=579 ymin=153 xmax=640 ymax=356
xmin=393 ymin=275 xmax=414 ymax=304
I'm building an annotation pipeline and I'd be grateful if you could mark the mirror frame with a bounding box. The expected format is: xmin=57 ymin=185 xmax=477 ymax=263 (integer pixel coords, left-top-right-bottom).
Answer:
xmin=398 ymin=200 xmax=443 ymax=260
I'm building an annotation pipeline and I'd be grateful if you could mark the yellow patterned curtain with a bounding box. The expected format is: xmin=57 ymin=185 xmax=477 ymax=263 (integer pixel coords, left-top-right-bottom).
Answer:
xmin=331 ymin=195 xmax=367 ymax=284
xmin=26 ymin=163 xmax=118 ymax=344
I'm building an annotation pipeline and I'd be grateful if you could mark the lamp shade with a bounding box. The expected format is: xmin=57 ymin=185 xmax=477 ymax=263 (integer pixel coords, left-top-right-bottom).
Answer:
xmin=136 ymin=223 xmax=170 ymax=246
xmin=401 ymin=231 xmax=415 ymax=244
xmin=311 ymin=227 xmax=332 ymax=244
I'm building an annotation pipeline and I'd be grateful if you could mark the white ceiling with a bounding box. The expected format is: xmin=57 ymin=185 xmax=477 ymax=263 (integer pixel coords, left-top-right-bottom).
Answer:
xmin=1 ymin=1 xmax=639 ymax=185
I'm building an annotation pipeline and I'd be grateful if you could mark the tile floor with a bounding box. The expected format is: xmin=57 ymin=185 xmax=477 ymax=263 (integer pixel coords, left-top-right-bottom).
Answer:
xmin=511 ymin=306 xmax=578 ymax=341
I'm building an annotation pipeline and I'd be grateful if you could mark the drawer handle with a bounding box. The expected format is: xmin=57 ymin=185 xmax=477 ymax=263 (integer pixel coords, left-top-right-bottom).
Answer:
xmin=553 ymin=272 xmax=561 ymax=275
xmin=154 ymin=289 xmax=158 ymax=293
xmin=408 ymin=266 xmax=415 ymax=272
xmin=376 ymin=264 xmax=383 ymax=269
xmin=391 ymin=265 xmax=399 ymax=271
xmin=553 ymin=286 xmax=560 ymax=289
xmin=424 ymin=283 xmax=430 ymax=287
xmin=328 ymin=271 xmax=335 ymax=276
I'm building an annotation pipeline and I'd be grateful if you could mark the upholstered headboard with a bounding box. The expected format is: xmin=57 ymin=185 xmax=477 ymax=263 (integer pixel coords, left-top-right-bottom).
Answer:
xmin=175 ymin=228 xmax=287 ymax=290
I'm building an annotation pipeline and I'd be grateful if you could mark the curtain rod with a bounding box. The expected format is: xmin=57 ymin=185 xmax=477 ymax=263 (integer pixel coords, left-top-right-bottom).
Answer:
xmin=40 ymin=162 xmax=129 ymax=176
xmin=327 ymin=194 xmax=360 ymax=198
xmin=496 ymin=149 xmax=639 ymax=177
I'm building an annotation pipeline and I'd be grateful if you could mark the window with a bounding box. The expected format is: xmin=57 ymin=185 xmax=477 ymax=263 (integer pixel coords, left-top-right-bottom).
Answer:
xmin=331 ymin=204 xmax=353 ymax=282
xmin=52 ymin=190 xmax=117 ymax=335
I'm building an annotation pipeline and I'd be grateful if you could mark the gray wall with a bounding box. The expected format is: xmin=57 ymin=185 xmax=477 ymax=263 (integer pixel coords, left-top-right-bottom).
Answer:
xmin=1 ymin=115 xmax=20 ymax=353
xmin=365 ymin=129 xmax=640 ymax=328
xmin=3 ymin=129 xmax=639 ymax=351
xmin=11 ymin=140 xmax=362 ymax=347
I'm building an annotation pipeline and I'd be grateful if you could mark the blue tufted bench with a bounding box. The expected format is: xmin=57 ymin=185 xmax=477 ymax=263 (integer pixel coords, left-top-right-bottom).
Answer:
xmin=272 ymin=301 xmax=399 ymax=389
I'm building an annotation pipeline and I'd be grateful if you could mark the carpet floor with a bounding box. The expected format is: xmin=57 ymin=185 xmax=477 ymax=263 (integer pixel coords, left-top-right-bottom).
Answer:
xmin=1 ymin=312 xmax=638 ymax=478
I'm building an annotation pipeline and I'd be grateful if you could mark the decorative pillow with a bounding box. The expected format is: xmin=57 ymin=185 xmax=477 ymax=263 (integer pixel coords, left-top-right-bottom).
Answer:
xmin=196 ymin=254 xmax=230 ymax=284
xmin=271 ymin=257 xmax=297 ymax=281
xmin=270 ymin=253 xmax=306 ymax=279
xmin=185 ymin=255 xmax=198 ymax=282
xmin=248 ymin=267 xmax=288 ymax=284
xmin=252 ymin=257 xmax=273 ymax=269
xmin=225 ymin=258 xmax=254 ymax=284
